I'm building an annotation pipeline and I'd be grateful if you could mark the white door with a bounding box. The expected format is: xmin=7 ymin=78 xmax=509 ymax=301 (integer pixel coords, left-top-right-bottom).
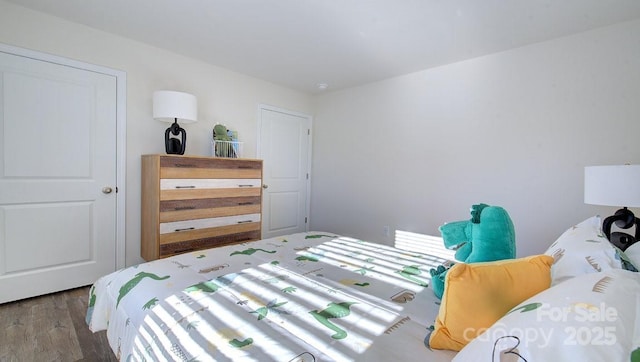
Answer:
xmin=258 ymin=105 xmax=311 ymax=238
xmin=0 ymin=48 xmax=119 ymax=303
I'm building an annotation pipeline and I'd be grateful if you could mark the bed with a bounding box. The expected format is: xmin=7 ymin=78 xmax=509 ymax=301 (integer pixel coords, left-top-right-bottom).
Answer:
xmin=87 ymin=217 xmax=640 ymax=361
xmin=86 ymin=232 xmax=457 ymax=361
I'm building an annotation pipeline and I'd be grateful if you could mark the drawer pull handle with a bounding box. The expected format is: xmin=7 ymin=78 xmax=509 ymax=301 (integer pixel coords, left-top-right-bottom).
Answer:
xmin=238 ymin=166 xmax=253 ymax=169
xmin=237 ymin=220 xmax=253 ymax=224
xmin=174 ymin=164 xmax=196 ymax=168
xmin=238 ymin=202 xmax=252 ymax=205
xmin=174 ymin=206 xmax=196 ymax=210
xmin=175 ymin=227 xmax=195 ymax=232
xmin=238 ymin=184 xmax=254 ymax=188
xmin=175 ymin=186 xmax=196 ymax=189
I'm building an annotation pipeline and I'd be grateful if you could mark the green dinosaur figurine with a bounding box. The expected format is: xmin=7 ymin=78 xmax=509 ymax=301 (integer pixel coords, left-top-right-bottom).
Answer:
xmin=309 ymin=302 xmax=357 ymax=339
xmin=117 ymin=271 xmax=170 ymax=308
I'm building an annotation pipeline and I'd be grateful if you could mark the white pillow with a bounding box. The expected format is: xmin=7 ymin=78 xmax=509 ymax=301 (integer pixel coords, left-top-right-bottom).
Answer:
xmin=454 ymin=269 xmax=640 ymax=362
xmin=544 ymin=216 xmax=623 ymax=284
xmin=625 ymin=242 xmax=640 ymax=270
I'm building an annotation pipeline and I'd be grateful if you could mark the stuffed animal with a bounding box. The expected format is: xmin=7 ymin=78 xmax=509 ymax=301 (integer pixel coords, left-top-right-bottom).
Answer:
xmin=430 ymin=203 xmax=516 ymax=299
xmin=213 ymin=124 xmax=231 ymax=142
xmin=213 ymin=124 xmax=237 ymax=157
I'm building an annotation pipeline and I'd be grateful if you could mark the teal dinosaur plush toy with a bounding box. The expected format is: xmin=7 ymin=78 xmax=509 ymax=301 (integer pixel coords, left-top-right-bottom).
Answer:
xmin=430 ymin=203 xmax=516 ymax=299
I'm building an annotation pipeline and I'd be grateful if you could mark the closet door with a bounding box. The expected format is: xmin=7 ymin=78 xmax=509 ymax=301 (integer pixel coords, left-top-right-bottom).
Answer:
xmin=258 ymin=105 xmax=311 ymax=239
xmin=0 ymin=49 xmax=118 ymax=303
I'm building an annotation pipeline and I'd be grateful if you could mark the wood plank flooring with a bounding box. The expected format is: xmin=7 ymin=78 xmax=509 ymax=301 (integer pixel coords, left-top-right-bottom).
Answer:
xmin=0 ymin=286 xmax=117 ymax=362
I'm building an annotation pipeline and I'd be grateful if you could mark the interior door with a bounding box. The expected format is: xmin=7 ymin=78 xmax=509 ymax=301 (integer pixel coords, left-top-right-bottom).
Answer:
xmin=0 ymin=49 xmax=118 ymax=303
xmin=258 ymin=105 xmax=311 ymax=238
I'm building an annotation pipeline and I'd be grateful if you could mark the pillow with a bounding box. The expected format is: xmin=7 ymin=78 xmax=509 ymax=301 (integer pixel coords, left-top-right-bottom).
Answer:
xmin=428 ymin=255 xmax=554 ymax=351
xmin=625 ymin=242 xmax=640 ymax=270
xmin=614 ymin=244 xmax=640 ymax=272
xmin=453 ymin=269 xmax=640 ymax=362
xmin=544 ymin=216 xmax=623 ymax=284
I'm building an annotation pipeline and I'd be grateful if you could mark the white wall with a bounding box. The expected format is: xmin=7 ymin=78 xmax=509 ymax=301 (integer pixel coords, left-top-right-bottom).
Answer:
xmin=0 ymin=1 xmax=313 ymax=266
xmin=2 ymin=0 xmax=639 ymax=263
xmin=311 ymin=19 xmax=640 ymax=257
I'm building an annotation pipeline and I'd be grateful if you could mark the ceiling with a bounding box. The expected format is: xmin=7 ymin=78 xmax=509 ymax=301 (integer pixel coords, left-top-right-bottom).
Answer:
xmin=7 ymin=0 xmax=640 ymax=94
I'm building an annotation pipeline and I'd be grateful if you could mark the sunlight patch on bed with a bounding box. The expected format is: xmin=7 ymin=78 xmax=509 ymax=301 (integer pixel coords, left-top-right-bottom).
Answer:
xmin=312 ymin=245 xmax=429 ymax=290
xmin=244 ymin=263 xmax=393 ymax=358
xmin=308 ymin=236 xmax=445 ymax=289
xmin=394 ymin=230 xmax=456 ymax=260
xmin=93 ymin=232 xmax=455 ymax=360
xmin=133 ymin=260 xmax=402 ymax=361
xmin=136 ymin=286 xmax=308 ymax=360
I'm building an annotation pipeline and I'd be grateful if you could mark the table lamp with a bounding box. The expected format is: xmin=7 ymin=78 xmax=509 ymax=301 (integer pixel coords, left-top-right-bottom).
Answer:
xmin=153 ymin=90 xmax=197 ymax=155
xmin=584 ymin=164 xmax=640 ymax=250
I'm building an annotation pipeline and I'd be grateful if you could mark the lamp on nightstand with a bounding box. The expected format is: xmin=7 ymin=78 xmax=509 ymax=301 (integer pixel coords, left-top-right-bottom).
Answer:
xmin=584 ymin=164 xmax=640 ymax=250
xmin=153 ymin=90 xmax=198 ymax=155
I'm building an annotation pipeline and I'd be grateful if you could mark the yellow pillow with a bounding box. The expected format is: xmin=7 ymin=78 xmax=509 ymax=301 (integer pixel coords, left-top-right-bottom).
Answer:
xmin=429 ymin=254 xmax=554 ymax=351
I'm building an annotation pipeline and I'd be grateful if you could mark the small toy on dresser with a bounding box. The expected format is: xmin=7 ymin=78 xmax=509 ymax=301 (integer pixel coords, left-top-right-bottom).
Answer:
xmin=212 ymin=124 xmax=242 ymax=158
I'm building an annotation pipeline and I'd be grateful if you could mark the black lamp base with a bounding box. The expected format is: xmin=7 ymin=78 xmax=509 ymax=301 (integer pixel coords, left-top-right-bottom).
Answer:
xmin=609 ymin=231 xmax=637 ymax=251
xmin=165 ymin=119 xmax=186 ymax=155
xmin=602 ymin=207 xmax=640 ymax=251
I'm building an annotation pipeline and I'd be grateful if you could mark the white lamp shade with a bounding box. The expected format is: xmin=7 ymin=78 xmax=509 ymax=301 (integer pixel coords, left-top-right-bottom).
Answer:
xmin=153 ymin=90 xmax=197 ymax=123
xmin=584 ymin=165 xmax=640 ymax=207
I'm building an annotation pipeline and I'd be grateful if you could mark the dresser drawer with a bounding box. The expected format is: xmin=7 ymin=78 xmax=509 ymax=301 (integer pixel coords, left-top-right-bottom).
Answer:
xmin=159 ymin=229 xmax=261 ymax=258
xmin=160 ymin=187 xmax=261 ymax=201
xmin=160 ymin=204 xmax=261 ymax=222
xmin=161 ymin=168 xmax=261 ymax=179
xmin=159 ymin=196 xmax=261 ymax=222
xmin=160 ymin=156 xmax=261 ymax=170
xmin=161 ymin=196 xmax=261 ymax=211
xmin=160 ymin=178 xmax=261 ymax=190
xmin=159 ymin=222 xmax=261 ymax=246
xmin=160 ymin=157 xmax=261 ymax=179
xmin=159 ymin=213 xmax=261 ymax=234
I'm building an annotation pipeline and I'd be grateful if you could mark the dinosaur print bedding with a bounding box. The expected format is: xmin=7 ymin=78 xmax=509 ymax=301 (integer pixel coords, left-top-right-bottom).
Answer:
xmin=86 ymin=232 xmax=457 ymax=361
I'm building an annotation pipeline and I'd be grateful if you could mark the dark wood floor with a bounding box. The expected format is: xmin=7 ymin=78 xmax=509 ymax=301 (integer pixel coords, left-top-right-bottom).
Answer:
xmin=0 ymin=286 xmax=117 ymax=361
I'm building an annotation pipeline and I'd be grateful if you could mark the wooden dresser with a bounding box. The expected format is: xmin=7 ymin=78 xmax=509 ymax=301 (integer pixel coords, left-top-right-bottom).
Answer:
xmin=141 ymin=154 xmax=263 ymax=260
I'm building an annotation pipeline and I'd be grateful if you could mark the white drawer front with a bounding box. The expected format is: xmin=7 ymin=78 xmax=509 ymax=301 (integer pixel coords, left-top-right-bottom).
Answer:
xmin=160 ymin=178 xmax=261 ymax=190
xmin=160 ymin=213 xmax=261 ymax=234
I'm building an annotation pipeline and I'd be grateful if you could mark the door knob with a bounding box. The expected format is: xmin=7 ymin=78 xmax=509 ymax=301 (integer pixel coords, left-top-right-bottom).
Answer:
xmin=262 ymin=184 xmax=269 ymax=189
xmin=102 ymin=187 xmax=113 ymax=194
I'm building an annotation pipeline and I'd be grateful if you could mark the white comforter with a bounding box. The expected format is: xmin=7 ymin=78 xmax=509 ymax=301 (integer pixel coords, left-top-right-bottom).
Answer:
xmin=87 ymin=232 xmax=456 ymax=361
